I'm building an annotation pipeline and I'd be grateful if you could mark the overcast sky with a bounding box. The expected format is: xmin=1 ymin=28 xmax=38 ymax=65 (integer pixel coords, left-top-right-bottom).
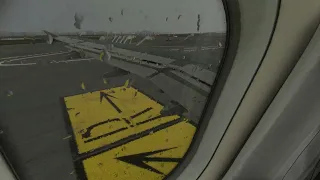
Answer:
xmin=0 ymin=0 xmax=226 ymax=34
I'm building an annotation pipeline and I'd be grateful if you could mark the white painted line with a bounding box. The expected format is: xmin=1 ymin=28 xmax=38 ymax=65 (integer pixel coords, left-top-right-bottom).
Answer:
xmin=0 ymin=63 xmax=36 ymax=67
xmin=167 ymin=46 xmax=222 ymax=52
xmin=201 ymin=47 xmax=221 ymax=50
xmin=184 ymin=49 xmax=196 ymax=52
xmin=0 ymin=51 xmax=69 ymax=61
xmin=50 ymin=58 xmax=95 ymax=64
xmin=0 ymin=51 xmax=72 ymax=63
xmin=0 ymin=58 xmax=95 ymax=67
xmin=152 ymin=45 xmax=220 ymax=49
xmin=152 ymin=45 xmax=187 ymax=48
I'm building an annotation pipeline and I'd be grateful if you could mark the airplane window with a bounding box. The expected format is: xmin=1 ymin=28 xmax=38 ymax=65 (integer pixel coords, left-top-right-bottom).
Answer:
xmin=0 ymin=0 xmax=227 ymax=179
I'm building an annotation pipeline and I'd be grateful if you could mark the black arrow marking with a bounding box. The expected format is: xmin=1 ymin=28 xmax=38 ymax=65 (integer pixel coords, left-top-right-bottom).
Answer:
xmin=81 ymin=118 xmax=121 ymax=138
xmin=67 ymin=107 xmax=75 ymax=111
xmin=84 ymin=127 xmax=128 ymax=143
xmin=122 ymin=117 xmax=133 ymax=127
xmin=136 ymin=102 xmax=186 ymax=126
xmin=76 ymin=117 xmax=184 ymax=161
xmin=116 ymin=147 xmax=181 ymax=175
xmin=131 ymin=107 xmax=152 ymax=119
xmin=81 ymin=108 xmax=153 ymax=140
xmin=100 ymin=91 xmax=122 ymax=113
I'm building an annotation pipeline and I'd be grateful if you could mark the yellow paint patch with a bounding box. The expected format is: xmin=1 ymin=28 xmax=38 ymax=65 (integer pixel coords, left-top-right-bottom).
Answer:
xmin=99 ymin=52 xmax=104 ymax=61
xmin=64 ymin=86 xmax=196 ymax=179
xmin=65 ymin=86 xmax=178 ymax=154
xmin=83 ymin=121 xmax=195 ymax=180
xmin=124 ymin=79 xmax=130 ymax=87
xmin=80 ymin=82 xmax=86 ymax=90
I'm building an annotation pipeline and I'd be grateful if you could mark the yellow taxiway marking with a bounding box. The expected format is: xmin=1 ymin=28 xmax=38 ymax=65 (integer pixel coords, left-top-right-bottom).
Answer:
xmin=64 ymin=85 xmax=196 ymax=179
xmin=65 ymin=86 xmax=179 ymax=154
xmin=83 ymin=121 xmax=195 ymax=180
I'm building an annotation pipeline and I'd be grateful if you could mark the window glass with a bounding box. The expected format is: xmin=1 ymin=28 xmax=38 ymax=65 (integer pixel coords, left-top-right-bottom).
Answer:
xmin=0 ymin=0 xmax=226 ymax=179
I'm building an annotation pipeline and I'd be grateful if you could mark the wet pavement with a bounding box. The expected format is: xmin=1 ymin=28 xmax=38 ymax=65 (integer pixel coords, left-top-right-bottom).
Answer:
xmin=0 ymin=34 xmax=224 ymax=180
